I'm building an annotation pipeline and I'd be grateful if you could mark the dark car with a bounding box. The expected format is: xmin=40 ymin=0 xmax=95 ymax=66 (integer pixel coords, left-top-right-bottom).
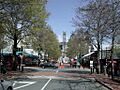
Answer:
xmin=24 ymin=55 xmax=39 ymax=66
xmin=39 ymin=62 xmax=58 ymax=69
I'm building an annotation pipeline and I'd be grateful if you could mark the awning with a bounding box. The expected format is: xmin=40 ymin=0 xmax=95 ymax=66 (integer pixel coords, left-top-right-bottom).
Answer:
xmin=16 ymin=51 xmax=28 ymax=55
xmin=81 ymin=52 xmax=95 ymax=59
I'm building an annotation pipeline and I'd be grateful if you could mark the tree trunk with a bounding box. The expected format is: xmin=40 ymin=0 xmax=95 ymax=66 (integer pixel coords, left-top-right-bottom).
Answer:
xmin=12 ymin=34 xmax=18 ymax=71
xmin=96 ymin=32 xmax=101 ymax=74
xmin=100 ymin=36 xmax=103 ymax=73
xmin=110 ymin=33 xmax=115 ymax=79
xmin=97 ymin=43 xmax=100 ymax=74
xmin=0 ymin=48 xmax=1 ymax=60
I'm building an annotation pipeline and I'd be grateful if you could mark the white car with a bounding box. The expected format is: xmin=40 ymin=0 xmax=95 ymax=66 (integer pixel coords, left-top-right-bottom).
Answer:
xmin=0 ymin=80 xmax=13 ymax=90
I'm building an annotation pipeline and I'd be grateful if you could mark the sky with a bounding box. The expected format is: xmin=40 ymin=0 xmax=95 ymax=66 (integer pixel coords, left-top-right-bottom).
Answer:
xmin=46 ymin=0 xmax=83 ymax=42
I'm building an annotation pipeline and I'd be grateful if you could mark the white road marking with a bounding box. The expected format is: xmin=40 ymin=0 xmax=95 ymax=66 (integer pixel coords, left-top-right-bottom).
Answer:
xmin=13 ymin=81 xmax=17 ymax=87
xmin=13 ymin=81 xmax=36 ymax=90
xmin=27 ymin=75 xmax=75 ymax=80
xmin=41 ymin=78 xmax=52 ymax=90
xmin=27 ymin=75 xmax=62 ymax=79
xmin=56 ymin=70 xmax=59 ymax=74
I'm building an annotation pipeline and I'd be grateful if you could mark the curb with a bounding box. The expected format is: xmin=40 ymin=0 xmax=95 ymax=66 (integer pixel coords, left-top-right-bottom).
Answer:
xmin=95 ymin=78 xmax=113 ymax=90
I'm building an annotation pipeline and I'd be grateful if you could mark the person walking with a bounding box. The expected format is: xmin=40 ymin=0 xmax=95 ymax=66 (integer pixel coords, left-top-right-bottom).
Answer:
xmin=0 ymin=59 xmax=6 ymax=74
xmin=19 ymin=53 xmax=24 ymax=72
xmin=77 ymin=57 xmax=81 ymax=68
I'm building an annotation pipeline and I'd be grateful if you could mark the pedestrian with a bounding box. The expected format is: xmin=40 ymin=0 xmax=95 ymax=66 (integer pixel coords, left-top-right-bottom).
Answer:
xmin=73 ymin=58 xmax=77 ymax=68
xmin=77 ymin=57 xmax=81 ymax=68
xmin=77 ymin=61 xmax=80 ymax=68
xmin=19 ymin=53 xmax=24 ymax=72
xmin=17 ymin=55 xmax=21 ymax=70
xmin=106 ymin=63 xmax=111 ymax=77
xmin=0 ymin=59 xmax=6 ymax=74
xmin=90 ymin=60 xmax=94 ymax=74
xmin=69 ymin=59 xmax=72 ymax=68
xmin=38 ymin=58 xmax=41 ymax=67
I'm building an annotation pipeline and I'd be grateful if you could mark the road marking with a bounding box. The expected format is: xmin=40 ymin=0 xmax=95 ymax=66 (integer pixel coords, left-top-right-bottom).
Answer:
xmin=13 ymin=81 xmax=36 ymax=90
xmin=13 ymin=81 xmax=17 ymax=87
xmin=56 ymin=70 xmax=59 ymax=74
xmin=27 ymin=75 xmax=61 ymax=79
xmin=27 ymin=75 xmax=75 ymax=80
xmin=41 ymin=78 xmax=52 ymax=90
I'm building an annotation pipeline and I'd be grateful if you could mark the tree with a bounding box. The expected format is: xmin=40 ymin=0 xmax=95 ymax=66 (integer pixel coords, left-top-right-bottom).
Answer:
xmin=67 ymin=29 xmax=90 ymax=58
xmin=106 ymin=0 xmax=120 ymax=59
xmin=107 ymin=0 xmax=120 ymax=79
xmin=0 ymin=0 xmax=31 ymax=70
xmin=67 ymin=33 xmax=78 ymax=58
xmin=45 ymin=28 xmax=61 ymax=60
xmin=73 ymin=0 xmax=120 ymax=74
xmin=0 ymin=0 xmax=48 ymax=70
xmin=24 ymin=26 xmax=61 ymax=61
xmin=114 ymin=46 xmax=120 ymax=59
xmin=0 ymin=24 xmax=7 ymax=60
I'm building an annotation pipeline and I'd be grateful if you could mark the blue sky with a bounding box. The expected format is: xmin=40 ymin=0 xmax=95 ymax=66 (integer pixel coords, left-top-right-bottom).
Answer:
xmin=46 ymin=0 xmax=83 ymax=42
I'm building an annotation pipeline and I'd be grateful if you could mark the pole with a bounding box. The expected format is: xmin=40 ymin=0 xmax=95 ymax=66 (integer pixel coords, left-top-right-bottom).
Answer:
xmin=0 ymin=49 xmax=1 ymax=74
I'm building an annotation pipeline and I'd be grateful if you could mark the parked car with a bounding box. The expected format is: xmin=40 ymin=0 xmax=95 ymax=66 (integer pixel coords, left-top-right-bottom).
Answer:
xmin=24 ymin=58 xmax=33 ymax=65
xmin=31 ymin=59 xmax=38 ymax=65
xmin=24 ymin=55 xmax=39 ymax=66
xmin=39 ymin=62 xmax=58 ymax=69
xmin=0 ymin=80 xmax=13 ymax=90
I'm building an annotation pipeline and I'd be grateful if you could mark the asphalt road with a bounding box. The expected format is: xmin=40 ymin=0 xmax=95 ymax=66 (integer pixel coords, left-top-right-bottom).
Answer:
xmin=11 ymin=67 xmax=109 ymax=90
xmin=13 ymin=77 xmax=109 ymax=90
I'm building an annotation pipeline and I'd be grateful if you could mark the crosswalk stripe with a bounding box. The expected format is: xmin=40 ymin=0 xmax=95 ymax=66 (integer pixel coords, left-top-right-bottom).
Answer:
xmin=13 ymin=81 xmax=36 ymax=90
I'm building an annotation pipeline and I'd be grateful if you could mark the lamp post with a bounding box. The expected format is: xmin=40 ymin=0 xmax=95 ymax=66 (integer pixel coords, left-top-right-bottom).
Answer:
xmin=0 ymin=49 xmax=1 ymax=73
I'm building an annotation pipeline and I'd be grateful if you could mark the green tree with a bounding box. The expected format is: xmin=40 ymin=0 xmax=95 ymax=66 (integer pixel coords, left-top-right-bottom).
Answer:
xmin=67 ymin=29 xmax=90 ymax=58
xmin=45 ymin=28 xmax=61 ymax=60
xmin=0 ymin=0 xmax=48 ymax=70
xmin=0 ymin=24 xmax=7 ymax=58
xmin=114 ymin=46 xmax=120 ymax=59
xmin=67 ymin=34 xmax=78 ymax=58
xmin=25 ymin=26 xmax=61 ymax=61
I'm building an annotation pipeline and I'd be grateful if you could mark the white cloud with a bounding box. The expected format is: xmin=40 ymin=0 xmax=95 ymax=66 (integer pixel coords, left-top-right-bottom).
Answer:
xmin=58 ymin=35 xmax=63 ymax=42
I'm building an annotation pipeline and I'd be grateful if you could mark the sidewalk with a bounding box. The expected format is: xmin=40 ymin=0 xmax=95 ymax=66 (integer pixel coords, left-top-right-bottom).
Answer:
xmin=95 ymin=74 xmax=120 ymax=90
xmin=0 ymin=70 xmax=30 ymax=80
xmin=78 ymin=74 xmax=120 ymax=90
xmin=0 ymin=68 xmax=58 ymax=80
xmin=56 ymin=67 xmax=120 ymax=90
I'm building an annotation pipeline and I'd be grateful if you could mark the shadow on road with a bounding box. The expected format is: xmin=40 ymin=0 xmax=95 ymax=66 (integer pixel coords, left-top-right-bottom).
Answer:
xmin=50 ymin=78 xmax=108 ymax=90
xmin=61 ymin=69 xmax=90 ymax=74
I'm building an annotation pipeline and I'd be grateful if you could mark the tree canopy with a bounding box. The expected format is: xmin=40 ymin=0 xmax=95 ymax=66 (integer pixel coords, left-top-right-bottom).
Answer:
xmin=24 ymin=26 xmax=61 ymax=60
xmin=72 ymin=0 xmax=120 ymax=56
xmin=0 ymin=0 xmax=50 ymax=70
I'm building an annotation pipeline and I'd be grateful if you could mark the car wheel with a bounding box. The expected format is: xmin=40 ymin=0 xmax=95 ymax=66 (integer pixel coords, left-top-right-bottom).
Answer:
xmin=7 ymin=87 xmax=13 ymax=90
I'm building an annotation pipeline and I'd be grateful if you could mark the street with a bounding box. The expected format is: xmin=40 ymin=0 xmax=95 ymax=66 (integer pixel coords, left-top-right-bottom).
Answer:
xmin=0 ymin=0 xmax=120 ymax=90
xmin=11 ymin=67 xmax=109 ymax=90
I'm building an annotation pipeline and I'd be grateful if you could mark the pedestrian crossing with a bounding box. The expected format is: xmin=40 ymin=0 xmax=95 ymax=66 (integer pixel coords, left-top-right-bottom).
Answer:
xmin=13 ymin=81 xmax=36 ymax=90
